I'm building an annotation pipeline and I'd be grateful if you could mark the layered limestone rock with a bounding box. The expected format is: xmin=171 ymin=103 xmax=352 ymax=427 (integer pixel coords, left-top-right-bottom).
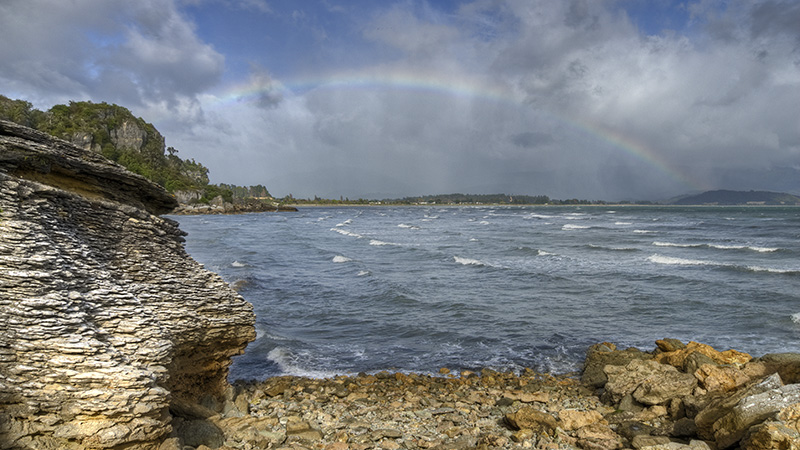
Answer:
xmin=0 ymin=120 xmax=256 ymax=449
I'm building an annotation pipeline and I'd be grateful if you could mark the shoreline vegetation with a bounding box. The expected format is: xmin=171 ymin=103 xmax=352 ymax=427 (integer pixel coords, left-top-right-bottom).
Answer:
xmin=195 ymin=339 xmax=800 ymax=450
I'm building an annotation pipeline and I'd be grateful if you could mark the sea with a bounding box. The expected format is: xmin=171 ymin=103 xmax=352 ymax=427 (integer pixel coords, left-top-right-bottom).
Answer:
xmin=171 ymin=205 xmax=800 ymax=381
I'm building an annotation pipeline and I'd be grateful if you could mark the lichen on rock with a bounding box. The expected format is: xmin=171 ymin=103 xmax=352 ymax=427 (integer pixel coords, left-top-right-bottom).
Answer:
xmin=0 ymin=120 xmax=256 ymax=449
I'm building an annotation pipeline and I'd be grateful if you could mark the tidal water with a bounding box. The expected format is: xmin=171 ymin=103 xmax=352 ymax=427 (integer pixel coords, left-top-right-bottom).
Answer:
xmin=172 ymin=206 xmax=800 ymax=381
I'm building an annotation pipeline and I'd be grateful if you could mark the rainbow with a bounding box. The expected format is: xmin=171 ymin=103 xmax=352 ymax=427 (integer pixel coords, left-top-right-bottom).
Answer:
xmin=212 ymin=69 xmax=707 ymax=192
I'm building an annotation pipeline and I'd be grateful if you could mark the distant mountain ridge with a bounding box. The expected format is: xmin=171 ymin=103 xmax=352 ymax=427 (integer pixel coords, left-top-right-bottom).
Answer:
xmin=667 ymin=189 xmax=800 ymax=205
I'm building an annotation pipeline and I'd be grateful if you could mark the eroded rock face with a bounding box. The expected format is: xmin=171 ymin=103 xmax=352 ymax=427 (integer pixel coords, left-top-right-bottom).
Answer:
xmin=0 ymin=120 xmax=256 ymax=449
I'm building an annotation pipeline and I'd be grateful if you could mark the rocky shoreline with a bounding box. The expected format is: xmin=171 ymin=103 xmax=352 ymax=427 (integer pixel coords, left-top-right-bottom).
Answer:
xmin=170 ymin=198 xmax=298 ymax=215
xmin=168 ymin=340 xmax=799 ymax=450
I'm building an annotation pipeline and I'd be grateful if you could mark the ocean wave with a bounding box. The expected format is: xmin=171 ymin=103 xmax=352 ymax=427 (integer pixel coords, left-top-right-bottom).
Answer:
xmin=332 ymin=255 xmax=353 ymax=263
xmin=588 ymin=244 xmax=639 ymax=252
xmin=231 ymin=260 xmax=248 ymax=267
xmin=653 ymin=241 xmax=698 ymax=248
xmin=562 ymin=224 xmax=590 ymax=230
xmin=369 ymin=239 xmax=400 ymax=246
xmin=710 ymin=244 xmax=779 ymax=253
xmin=335 ymin=219 xmax=353 ymax=227
xmin=792 ymin=313 xmax=800 ymax=324
xmin=453 ymin=256 xmax=497 ymax=267
xmin=653 ymin=241 xmax=780 ymax=252
xmin=745 ymin=266 xmax=800 ymax=275
xmin=648 ymin=254 xmax=715 ymax=266
xmin=649 ymin=254 xmax=798 ymax=275
xmin=615 ymin=221 xmax=633 ymax=225
xmin=357 ymin=270 xmax=370 ymax=277
xmin=634 ymin=229 xmax=656 ymax=234
xmin=524 ymin=213 xmax=554 ymax=219
xmin=331 ymin=228 xmax=362 ymax=238
xmin=398 ymin=223 xmax=420 ymax=229
xmin=537 ymin=250 xmax=557 ymax=256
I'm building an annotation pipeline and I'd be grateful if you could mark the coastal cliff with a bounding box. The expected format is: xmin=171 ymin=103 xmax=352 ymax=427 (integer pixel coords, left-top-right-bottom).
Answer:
xmin=0 ymin=120 xmax=256 ymax=449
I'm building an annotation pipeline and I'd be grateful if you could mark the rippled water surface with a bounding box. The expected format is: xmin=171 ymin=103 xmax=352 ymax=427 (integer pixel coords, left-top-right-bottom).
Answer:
xmin=172 ymin=205 xmax=800 ymax=380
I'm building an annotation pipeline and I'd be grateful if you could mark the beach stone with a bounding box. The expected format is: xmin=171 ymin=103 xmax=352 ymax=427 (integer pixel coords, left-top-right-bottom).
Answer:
xmin=505 ymin=407 xmax=559 ymax=434
xmin=656 ymin=339 xmax=687 ymax=353
xmin=559 ymin=409 xmax=604 ymax=430
xmin=575 ymin=422 xmax=624 ymax=450
xmin=631 ymin=435 xmax=672 ymax=449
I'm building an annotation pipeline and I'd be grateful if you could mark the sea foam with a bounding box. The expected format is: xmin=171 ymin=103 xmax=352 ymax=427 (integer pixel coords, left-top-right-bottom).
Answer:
xmin=562 ymin=224 xmax=589 ymax=230
xmin=332 ymin=255 xmax=353 ymax=263
xmin=792 ymin=313 xmax=800 ymax=324
xmin=454 ymin=256 xmax=486 ymax=266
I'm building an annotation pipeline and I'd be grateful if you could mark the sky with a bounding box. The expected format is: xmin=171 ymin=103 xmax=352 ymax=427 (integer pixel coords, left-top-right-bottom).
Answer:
xmin=1 ymin=0 xmax=799 ymax=201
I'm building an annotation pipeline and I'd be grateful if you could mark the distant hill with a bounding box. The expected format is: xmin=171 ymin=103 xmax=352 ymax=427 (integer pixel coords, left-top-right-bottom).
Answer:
xmin=667 ymin=190 xmax=800 ymax=205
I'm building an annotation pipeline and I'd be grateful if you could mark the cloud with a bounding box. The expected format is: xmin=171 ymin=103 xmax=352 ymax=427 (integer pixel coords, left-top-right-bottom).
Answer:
xmin=2 ymin=0 xmax=798 ymax=200
xmin=0 ymin=0 xmax=223 ymax=111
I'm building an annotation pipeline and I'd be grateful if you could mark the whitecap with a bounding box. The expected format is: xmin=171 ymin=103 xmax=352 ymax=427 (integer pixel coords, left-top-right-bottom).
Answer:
xmin=267 ymin=347 xmax=340 ymax=379
xmin=479 ymin=221 xmax=490 ymax=225
xmin=745 ymin=266 xmax=800 ymax=275
xmin=454 ymin=256 xmax=485 ymax=266
xmin=357 ymin=270 xmax=370 ymax=277
xmin=231 ymin=261 xmax=247 ymax=268
xmin=524 ymin=213 xmax=553 ymax=219
xmin=335 ymin=219 xmax=353 ymax=227
xmin=537 ymin=250 xmax=556 ymax=256
xmin=615 ymin=221 xmax=633 ymax=225
xmin=331 ymin=228 xmax=362 ymax=238
xmin=398 ymin=223 xmax=419 ymax=229
xmin=653 ymin=241 xmax=696 ymax=248
xmin=710 ymin=244 xmax=779 ymax=253
xmin=332 ymin=255 xmax=353 ymax=263
xmin=647 ymin=254 xmax=714 ymax=266
xmin=369 ymin=239 xmax=399 ymax=246
xmin=792 ymin=313 xmax=800 ymax=324
xmin=634 ymin=229 xmax=656 ymax=234
xmin=562 ymin=224 xmax=589 ymax=230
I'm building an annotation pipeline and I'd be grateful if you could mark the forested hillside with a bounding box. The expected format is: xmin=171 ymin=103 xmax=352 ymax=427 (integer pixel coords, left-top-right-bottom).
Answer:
xmin=0 ymin=95 xmax=272 ymax=207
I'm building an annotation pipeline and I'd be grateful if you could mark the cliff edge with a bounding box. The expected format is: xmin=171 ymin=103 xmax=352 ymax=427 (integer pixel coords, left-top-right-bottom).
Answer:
xmin=0 ymin=120 xmax=256 ymax=449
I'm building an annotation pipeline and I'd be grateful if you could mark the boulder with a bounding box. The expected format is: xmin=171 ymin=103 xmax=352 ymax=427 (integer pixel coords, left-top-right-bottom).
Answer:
xmin=505 ymin=407 xmax=559 ymax=435
xmin=558 ymin=409 xmax=604 ymax=431
xmin=656 ymin=342 xmax=752 ymax=370
xmin=582 ymin=342 xmax=651 ymax=388
xmin=695 ymin=373 xmax=784 ymax=440
xmin=757 ymin=353 xmax=800 ymax=384
xmin=694 ymin=362 xmax=770 ymax=393
xmin=710 ymin=383 xmax=800 ymax=449
xmin=604 ymin=360 xmax=697 ymax=406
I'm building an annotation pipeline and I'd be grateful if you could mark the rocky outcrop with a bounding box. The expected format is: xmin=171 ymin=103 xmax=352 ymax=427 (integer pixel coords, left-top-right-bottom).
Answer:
xmin=585 ymin=339 xmax=800 ymax=450
xmin=0 ymin=120 xmax=256 ymax=449
xmin=171 ymin=196 xmax=298 ymax=215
